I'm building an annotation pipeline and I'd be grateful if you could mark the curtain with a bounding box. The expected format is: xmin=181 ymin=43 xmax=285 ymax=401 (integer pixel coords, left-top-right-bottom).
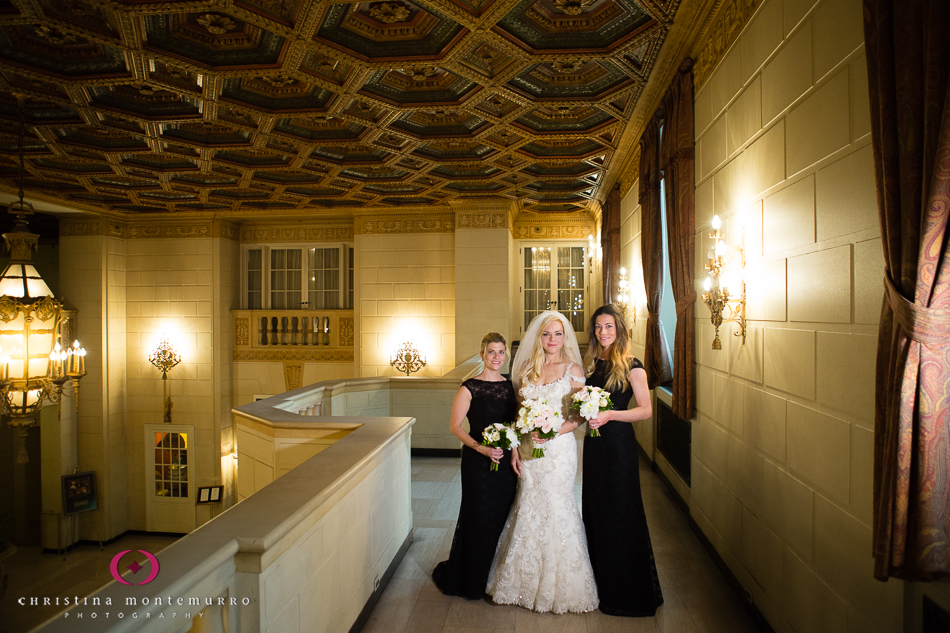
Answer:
xmin=602 ymin=185 xmax=622 ymax=304
xmin=659 ymin=59 xmax=697 ymax=420
xmin=639 ymin=116 xmax=672 ymax=388
xmin=864 ymin=0 xmax=950 ymax=581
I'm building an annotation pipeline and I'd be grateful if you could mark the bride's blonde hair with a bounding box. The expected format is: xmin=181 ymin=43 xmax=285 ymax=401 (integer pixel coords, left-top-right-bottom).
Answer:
xmin=517 ymin=313 xmax=582 ymax=387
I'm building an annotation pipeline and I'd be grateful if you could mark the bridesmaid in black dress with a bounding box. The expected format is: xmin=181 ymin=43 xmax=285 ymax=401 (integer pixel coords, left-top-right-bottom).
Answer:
xmin=582 ymin=304 xmax=663 ymax=616
xmin=432 ymin=332 xmax=518 ymax=599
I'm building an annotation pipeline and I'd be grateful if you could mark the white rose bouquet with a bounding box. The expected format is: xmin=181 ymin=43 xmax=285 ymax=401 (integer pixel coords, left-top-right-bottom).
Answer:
xmin=480 ymin=423 xmax=521 ymax=471
xmin=572 ymin=386 xmax=613 ymax=437
xmin=515 ymin=398 xmax=561 ymax=458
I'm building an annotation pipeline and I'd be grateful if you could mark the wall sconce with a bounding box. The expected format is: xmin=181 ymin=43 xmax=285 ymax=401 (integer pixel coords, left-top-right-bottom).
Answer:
xmin=615 ymin=267 xmax=635 ymax=324
xmin=702 ymin=215 xmax=746 ymax=349
xmin=587 ymin=235 xmax=596 ymax=266
xmin=390 ymin=337 xmax=426 ymax=376
xmin=149 ymin=335 xmax=181 ymax=423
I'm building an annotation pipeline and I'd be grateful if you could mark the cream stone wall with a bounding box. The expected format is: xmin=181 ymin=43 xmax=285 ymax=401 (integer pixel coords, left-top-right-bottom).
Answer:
xmin=356 ymin=231 xmax=455 ymax=377
xmin=59 ymin=227 xmax=241 ymax=536
xmin=124 ymin=237 xmax=228 ymax=529
xmin=215 ymin=238 xmax=239 ymax=509
xmin=232 ymin=362 xmax=355 ymax=408
xmin=454 ymin=225 xmax=513 ymax=364
xmin=688 ymin=0 xmax=897 ymax=631
xmin=59 ymin=235 xmax=129 ymax=541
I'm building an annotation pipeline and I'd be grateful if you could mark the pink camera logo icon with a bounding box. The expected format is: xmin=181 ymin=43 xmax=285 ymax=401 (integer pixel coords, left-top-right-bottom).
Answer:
xmin=109 ymin=550 xmax=160 ymax=586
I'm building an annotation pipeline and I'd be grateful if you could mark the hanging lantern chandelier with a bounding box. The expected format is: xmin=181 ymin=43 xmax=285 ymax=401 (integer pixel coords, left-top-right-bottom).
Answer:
xmin=0 ymin=95 xmax=86 ymax=462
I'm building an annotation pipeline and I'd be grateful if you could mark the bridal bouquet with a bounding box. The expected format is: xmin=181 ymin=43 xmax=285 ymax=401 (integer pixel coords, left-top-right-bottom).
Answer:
xmin=481 ymin=423 xmax=521 ymax=471
xmin=572 ymin=386 xmax=613 ymax=437
xmin=515 ymin=398 xmax=560 ymax=458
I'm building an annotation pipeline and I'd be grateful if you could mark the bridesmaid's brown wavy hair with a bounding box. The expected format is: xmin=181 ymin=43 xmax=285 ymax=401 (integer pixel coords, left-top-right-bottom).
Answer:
xmin=583 ymin=304 xmax=632 ymax=392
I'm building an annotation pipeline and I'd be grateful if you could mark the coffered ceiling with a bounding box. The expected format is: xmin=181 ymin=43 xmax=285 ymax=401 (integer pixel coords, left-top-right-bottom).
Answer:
xmin=0 ymin=0 xmax=684 ymax=218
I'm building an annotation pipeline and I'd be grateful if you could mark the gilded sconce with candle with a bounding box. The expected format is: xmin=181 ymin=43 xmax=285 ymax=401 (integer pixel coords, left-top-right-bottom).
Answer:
xmin=702 ymin=214 xmax=746 ymax=350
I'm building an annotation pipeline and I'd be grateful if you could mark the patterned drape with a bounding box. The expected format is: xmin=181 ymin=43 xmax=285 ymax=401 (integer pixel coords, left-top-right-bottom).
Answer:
xmin=639 ymin=116 xmax=672 ymax=388
xmin=602 ymin=185 xmax=622 ymax=304
xmin=864 ymin=0 xmax=950 ymax=581
xmin=659 ymin=59 xmax=697 ymax=420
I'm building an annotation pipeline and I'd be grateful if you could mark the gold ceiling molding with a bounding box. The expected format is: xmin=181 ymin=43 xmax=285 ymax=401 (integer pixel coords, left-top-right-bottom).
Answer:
xmin=0 ymin=0 xmax=680 ymax=218
xmin=693 ymin=0 xmax=762 ymax=91
xmin=512 ymin=213 xmax=595 ymax=240
xmin=61 ymin=218 xmax=240 ymax=240
xmin=240 ymin=223 xmax=355 ymax=243
xmin=600 ymin=0 xmax=720 ymax=201
xmin=234 ymin=349 xmax=355 ymax=362
xmin=356 ymin=212 xmax=456 ymax=235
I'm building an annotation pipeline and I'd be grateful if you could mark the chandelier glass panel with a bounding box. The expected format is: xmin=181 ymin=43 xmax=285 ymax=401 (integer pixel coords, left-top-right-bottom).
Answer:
xmin=0 ymin=212 xmax=86 ymax=427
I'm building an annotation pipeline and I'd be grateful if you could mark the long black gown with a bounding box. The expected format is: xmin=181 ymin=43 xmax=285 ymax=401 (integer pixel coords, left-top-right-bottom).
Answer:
xmin=583 ymin=358 xmax=663 ymax=616
xmin=432 ymin=378 xmax=518 ymax=599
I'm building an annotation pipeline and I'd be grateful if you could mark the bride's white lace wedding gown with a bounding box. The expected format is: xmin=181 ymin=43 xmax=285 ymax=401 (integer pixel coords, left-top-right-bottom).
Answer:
xmin=486 ymin=363 xmax=599 ymax=613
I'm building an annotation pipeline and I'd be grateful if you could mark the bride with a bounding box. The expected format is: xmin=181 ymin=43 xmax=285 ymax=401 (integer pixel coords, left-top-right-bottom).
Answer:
xmin=487 ymin=310 xmax=599 ymax=613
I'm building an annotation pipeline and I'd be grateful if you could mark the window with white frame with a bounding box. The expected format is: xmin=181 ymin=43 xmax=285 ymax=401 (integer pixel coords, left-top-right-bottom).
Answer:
xmin=243 ymin=245 xmax=354 ymax=310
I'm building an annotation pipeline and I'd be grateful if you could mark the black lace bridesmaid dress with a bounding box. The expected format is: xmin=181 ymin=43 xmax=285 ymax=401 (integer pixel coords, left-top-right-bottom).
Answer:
xmin=582 ymin=358 xmax=663 ymax=616
xmin=432 ymin=378 xmax=518 ymax=599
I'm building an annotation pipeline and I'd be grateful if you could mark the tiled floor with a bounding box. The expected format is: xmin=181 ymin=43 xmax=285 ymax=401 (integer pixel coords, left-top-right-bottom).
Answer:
xmin=365 ymin=433 xmax=762 ymax=633
xmin=0 ymin=533 xmax=179 ymax=633
xmin=1 ymin=435 xmax=761 ymax=633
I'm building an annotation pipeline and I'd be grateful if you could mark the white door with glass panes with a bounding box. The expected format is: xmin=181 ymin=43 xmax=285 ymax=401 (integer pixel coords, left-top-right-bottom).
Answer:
xmin=521 ymin=243 xmax=588 ymax=344
xmin=243 ymin=244 xmax=354 ymax=310
xmin=145 ymin=424 xmax=196 ymax=533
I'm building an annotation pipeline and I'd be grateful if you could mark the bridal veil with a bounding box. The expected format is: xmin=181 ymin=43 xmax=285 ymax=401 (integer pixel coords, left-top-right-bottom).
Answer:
xmin=510 ymin=310 xmax=583 ymax=392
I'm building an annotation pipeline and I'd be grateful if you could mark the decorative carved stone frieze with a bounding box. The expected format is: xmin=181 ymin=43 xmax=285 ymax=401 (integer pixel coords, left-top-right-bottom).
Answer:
xmin=235 ymin=318 xmax=250 ymax=346
xmin=60 ymin=218 xmax=240 ymax=240
xmin=693 ymin=0 xmax=761 ymax=91
xmin=456 ymin=213 xmax=508 ymax=229
xmin=339 ymin=318 xmax=354 ymax=347
xmin=283 ymin=362 xmax=303 ymax=391
xmin=240 ymin=225 xmax=355 ymax=243
xmin=512 ymin=212 xmax=595 ymax=240
xmin=357 ymin=213 xmax=455 ymax=234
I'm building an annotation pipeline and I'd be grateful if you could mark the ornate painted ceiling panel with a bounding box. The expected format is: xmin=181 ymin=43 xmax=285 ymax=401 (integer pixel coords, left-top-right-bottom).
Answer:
xmin=0 ymin=0 xmax=680 ymax=216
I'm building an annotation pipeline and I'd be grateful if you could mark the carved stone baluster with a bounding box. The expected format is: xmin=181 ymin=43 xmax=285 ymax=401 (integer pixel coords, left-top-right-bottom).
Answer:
xmin=291 ymin=317 xmax=299 ymax=345
xmin=301 ymin=317 xmax=309 ymax=345
xmin=189 ymin=603 xmax=225 ymax=633
xmin=260 ymin=317 xmax=269 ymax=346
xmin=270 ymin=317 xmax=278 ymax=345
xmin=313 ymin=316 xmax=321 ymax=346
xmin=323 ymin=316 xmax=330 ymax=346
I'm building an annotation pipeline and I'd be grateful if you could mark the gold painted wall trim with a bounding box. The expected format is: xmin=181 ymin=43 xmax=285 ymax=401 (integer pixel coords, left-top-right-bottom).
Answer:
xmin=512 ymin=212 xmax=595 ymax=240
xmin=693 ymin=0 xmax=762 ymax=91
xmin=61 ymin=218 xmax=240 ymax=240
xmin=356 ymin=211 xmax=455 ymax=235
xmin=240 ymin=222 xmax=355 ymax=243
xmin=456 ymin=213 xmax=509 ymax=229
xmin=233 ymin=349 xmax=355 ymax=362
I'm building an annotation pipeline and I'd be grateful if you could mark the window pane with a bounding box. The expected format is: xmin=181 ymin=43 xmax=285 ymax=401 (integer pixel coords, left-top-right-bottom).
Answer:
xmin=247 ymin=249 xmax=263 ymax=309
xmin=271 ymin=249 xmax=303 ymax=309
xmin=308 ymin=247 xmax=341 ymax=309
xmin=556 ymin=246 xmax=585 ymax=331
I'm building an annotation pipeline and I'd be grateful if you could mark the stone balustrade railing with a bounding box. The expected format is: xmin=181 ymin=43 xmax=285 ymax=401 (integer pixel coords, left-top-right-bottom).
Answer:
xmin=231 ymin=309 xmax=354 ymax=350
xmin=34 ymin=356 xmax=484 ymax=633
